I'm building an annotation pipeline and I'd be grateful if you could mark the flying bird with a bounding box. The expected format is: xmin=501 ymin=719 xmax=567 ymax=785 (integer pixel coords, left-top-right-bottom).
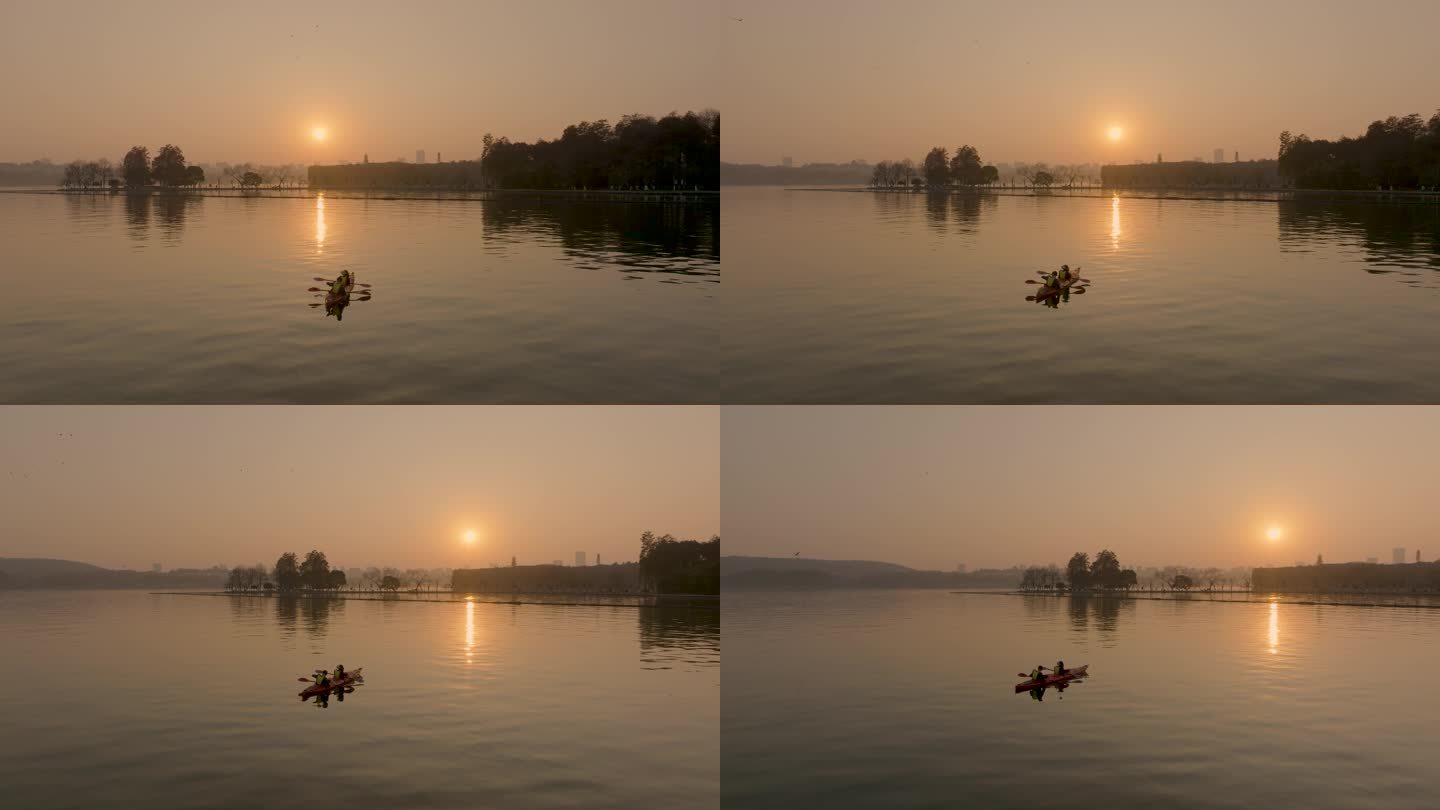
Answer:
xmin=731 ymin=17 xmax=743 ymax=22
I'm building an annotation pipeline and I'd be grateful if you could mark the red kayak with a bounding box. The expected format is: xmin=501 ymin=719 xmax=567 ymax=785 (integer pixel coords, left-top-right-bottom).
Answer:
xmin=299 ymin=667 xmax=363 ymax=697
xmin=1014 ymin=664 xmax=1088 ymax=692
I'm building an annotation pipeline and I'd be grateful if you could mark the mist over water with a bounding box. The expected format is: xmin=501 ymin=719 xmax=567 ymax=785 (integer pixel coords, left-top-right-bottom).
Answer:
xmin=0 ymin=590 xmax=719 ymax=810
xmin=0 ymin=192 xmax=718 ymax=403
xmin=723 ymin=590 xmax=1439 ymax=810
xmin=723 ymin=187 xmax=1440 ymax=403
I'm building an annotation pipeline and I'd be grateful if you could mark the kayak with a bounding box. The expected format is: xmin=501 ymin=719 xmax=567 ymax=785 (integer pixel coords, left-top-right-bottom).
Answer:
xmin=299 ymin=667 xmax=363 ymax=697
xmin=1014 ymin=664 xmax=1088 ymax=692
xmin=1033 ymin=274 xmax=1081 ymax=300
xmin=325 ymin=273 xmax=356 ymax=305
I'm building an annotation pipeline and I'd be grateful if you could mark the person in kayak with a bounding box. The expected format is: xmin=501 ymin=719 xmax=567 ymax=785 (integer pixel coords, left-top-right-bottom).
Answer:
xmin=328 ymin=270 xmax=352 ymax=297
xmin=333 ymin=664 xmax=346 ymax=682
xmin=1053 ymin=660 xmax=1067 ymax=677
xmin=1029 ymin=665 xmax=1049 ymax=683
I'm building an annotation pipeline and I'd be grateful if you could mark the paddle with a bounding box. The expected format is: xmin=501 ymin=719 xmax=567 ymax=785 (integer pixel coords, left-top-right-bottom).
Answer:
xmin=312 ymin=277 xmax=373 ymax=288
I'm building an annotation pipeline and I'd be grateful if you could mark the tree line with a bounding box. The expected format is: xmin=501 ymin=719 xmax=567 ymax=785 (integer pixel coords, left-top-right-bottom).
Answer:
xmin=871 ymin=144 xmax=1001 ymax=189
xmin=1279 ymin=110 xmax=1440 ymax=190
xmin=225 ymin=551 xmax=452 ymax=593
xmin=310 ymin=110 xmax=720 ymax=191
xmin=639 ymin=531 xmax=719 ymax=595
xmin=62 ymin=144 xmax=309 ymax=190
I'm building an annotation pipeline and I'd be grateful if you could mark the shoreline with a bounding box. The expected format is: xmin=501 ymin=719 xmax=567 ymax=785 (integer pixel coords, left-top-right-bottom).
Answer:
xmin=782 ymin=186 xmax=1440 ymax=205
xmin=1 ymin=187 xmax=718 ymax=203
xmin=950 ymin=589 xmax=1440 ymax=609
xmin=151 ymin=590 xmax=718 ymax=609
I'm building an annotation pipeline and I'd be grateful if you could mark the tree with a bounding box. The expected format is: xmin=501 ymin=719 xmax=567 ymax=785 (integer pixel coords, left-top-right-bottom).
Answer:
xmin=300 ymin=550 xmax=330 ymax=589
xmin=122 ymin=146 xmax=151 ymax=188
xmin=326 ymin=569 xmax=347 ymax=590
xmin=150 ymin=144 xmax=187 ymax=187
xmin=1119 ymin=569 xmax=1138 ymax=590
xmin=949 ymin=144 xmax=983 ymax=186
xmin=1065 ymin=552 xmax=1091 ymax=590
xmin=923 ymin=147 xmax=950 ymax=188
xmin=1033 ymin=170 xmax=1055 ymax=187
xmin=184 ymin=165 xmax=205 ymax=187
xmin=1170 ymin=574 xmax=1194 ymax=591
xmin=273 ymin=552 xmax=301 ymax=591
xmin=240 ymin=171 xmax=263 ymax=189
xmin=1091 ymin=549 xmax=1122 ymax=588
xmin=981 ymin=165 xmax=999 ymax=186
xmin=380 ymin=575 xmax=400 ymax=591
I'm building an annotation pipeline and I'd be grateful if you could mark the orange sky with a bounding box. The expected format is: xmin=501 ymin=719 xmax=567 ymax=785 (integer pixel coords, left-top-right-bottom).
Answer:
xmin=715 ymin=0 xmax=1440 ymax=166
xmin=0 ymin=0 xmax=721 ymax=165
xmin=0 ymin=406 xmax=719 ymax=571
xmin=725 ymin=407 xmax=1440 ymax=571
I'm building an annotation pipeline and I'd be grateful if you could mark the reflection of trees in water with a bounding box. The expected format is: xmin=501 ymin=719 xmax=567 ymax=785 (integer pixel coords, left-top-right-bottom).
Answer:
xmin=271 ymin=595 xmax=345 ymax=637
xmin=638 ymin=605 xmax=719 ymax=668
xmin=1063 ymin=595 xmax=1135 ymax=640
xmin=1277 ymin=202 xmax=1440 ymax=284
xmin=226 ymin=594 xmax=267 ymax=626
xmin=481 ymin=200 xmax=718 ymax=277
xmin=108 ymin=193 xmax=201 ymax=243
xmin=921 ymin=192 xmax=995 ymax=234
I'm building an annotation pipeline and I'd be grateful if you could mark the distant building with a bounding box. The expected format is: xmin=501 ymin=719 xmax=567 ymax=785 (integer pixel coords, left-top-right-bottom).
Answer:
xmin=596 ymin=554 xmax=601 ymax=566
xmin=1213 ymin=148 xmax=1225 ymax=163
xmin=437 ymin=152 xmax=442 ymax=163
xmin=416 ymin=149 xmax=426 ymax=164
xmin=1294 ymin=561 xmax=1306 ymax=567
xmin=363 ymin=153 xmax=369 ymax=164
xmin=1234 ymin=151 xmax=1239 ymax=163
xmin=1157 ymin=152 xmax=1163 ymax=163
xmin=1393 ymin=547 xmax=1407 ymax=564
xmin=956 ymin=563 xmax=967 ymax=573
xmin=552 ymin=559 xmax=563 ymax=566
xmin=152 ymin=562 xmax=162 ymax=573
xmin=575 ymin=551 xmax=586 ymax=567
xmin=1366 ymin=557 xmax=1378 ymax=564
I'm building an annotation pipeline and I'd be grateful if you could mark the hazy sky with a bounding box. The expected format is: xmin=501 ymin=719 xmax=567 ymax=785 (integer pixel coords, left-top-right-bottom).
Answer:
xmin=0 ymin=406 xmax=718 ymax=571
xmin=0 ymin=0 xmax=720 ymax=164
xmin=718 ymin=0 xmax=1440 ymax=166
xmin=724 ymin=407 xmax=1440 ymax=571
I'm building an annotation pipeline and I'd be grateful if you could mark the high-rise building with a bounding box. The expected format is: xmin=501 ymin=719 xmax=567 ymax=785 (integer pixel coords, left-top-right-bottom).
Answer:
xmin=1213 ymin=148 xmax=1224 ymax=163
xmin=437 ymin=152 xmax=441 ymax=164
xmin=363 ymin=153 xmax=369 ymax=164
xmin=781 ymin=156 xmax=793 ymax=167
xmin=575 ymin=551 xmax=586 ymax=567
xmin=416 ymin=149 xmax=426 ymax=164
xmin=1233 ymin=151 xmax=1239 ymax=163
xmin=596 ymin=554 xmax=601 ymax=566
xmin=1393 ymin=547 xmax=1407 ymax=564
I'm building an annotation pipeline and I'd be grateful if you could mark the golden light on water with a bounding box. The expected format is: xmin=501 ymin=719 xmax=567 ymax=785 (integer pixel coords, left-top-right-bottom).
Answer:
xmin=1268 ymin=600 xmax=1279 ymax=655
xmin=465 ymin=600 xmax=475 ymax=662
xmin=1109 ymin=194 xmax=1122 ymax=249
xmin=314 ymin=194 xmax=326 ymax=252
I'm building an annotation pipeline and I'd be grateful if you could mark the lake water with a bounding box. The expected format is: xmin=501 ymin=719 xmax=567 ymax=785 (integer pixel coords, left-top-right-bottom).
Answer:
xmin=723 ymin=589 xmax=1440 ymax=809
xmin=723 ymin=187 xmax=1440 ymax=403
xmin=0 ymin=191 xmax=718 ymax=403
xmin=0 ymin=590 xmax=719 ymax=809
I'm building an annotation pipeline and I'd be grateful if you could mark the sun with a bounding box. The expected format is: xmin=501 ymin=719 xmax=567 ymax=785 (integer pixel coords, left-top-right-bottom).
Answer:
xmin=1107 ymin=125 xmax=1124 ymax=142
xmin=311 ymin=126 xmax=329 ymax=142
xmin=1266 ymin=526 xmax=1283 ymax=542
xmin=462 ymin=529 xmax=478 ymax=545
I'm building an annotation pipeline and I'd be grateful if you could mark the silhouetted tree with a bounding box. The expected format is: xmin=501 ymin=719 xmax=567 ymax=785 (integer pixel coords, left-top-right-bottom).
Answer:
xmin=273 ymin=552 xmax=301 ymax=591
xmin=122 ymin=146 xmax=151 ymax=188
xmin=184 ymin=165 xmax=205 ymax=187
xmin=150 ymin=144 xmax=187 ymax=187
xmin=300 ymin=550 xmax=330 ymax=589
xmin=923 ymin=147 xmax=950 ymax=187
xmin=1065 ymin=552 xmax=1091 ymax=590
xmin=326 ymin=570 xmax=347 ymax=590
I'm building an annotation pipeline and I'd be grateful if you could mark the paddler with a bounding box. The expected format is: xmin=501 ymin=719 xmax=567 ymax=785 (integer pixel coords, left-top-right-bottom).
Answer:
xmin=1029 ymin=664 xmax=1048 ymax=682
xmin=333 ymin=664 xmax=346 ymax=682
xmin=1053 ymin=660 xmax=1067 ymax=677
xmin=328 ymin=270 xmax=352 ymax=297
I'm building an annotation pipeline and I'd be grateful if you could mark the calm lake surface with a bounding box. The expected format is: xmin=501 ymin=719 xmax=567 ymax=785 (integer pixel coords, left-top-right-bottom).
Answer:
xmin=0 ymin=590 xmax=718 ymax=809
xmin=723 ymin=187 xmax=1440 ymax=402
xmin=723 ymin=590 xmax=1440 ymax=809
xmin=0 ymin=191 xmax=718 ymax=403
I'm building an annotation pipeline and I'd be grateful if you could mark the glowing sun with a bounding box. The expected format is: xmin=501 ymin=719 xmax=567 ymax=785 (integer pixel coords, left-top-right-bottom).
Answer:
xmin=1266 ymin=526 xmax=1284 ymax=542
xmin=1107 ymin=125 xmax=1124 ymax=142
xmin=311 ymin=126 xmax=329 ymax=142
xmin=462 ymin=529 xmax=478 ymax=545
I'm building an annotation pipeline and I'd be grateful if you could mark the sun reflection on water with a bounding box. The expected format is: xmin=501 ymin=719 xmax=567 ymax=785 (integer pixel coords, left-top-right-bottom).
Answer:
xmin=465 ymin=599 xmax=475 ymax=662
xmin=1110 ymin=194 xmax=1122 ymax=249
xmin=315 ymin=194 xmax=326 ymax=253
xmin=1268 ymin=600 xmax=1279 ymax=655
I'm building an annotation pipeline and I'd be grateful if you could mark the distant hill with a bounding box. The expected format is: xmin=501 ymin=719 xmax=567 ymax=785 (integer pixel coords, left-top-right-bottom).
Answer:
xmin=722 ymin=555 xmax=1021 ymax=591
xmin=0 ymin=558 xmax=225 ymax=589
